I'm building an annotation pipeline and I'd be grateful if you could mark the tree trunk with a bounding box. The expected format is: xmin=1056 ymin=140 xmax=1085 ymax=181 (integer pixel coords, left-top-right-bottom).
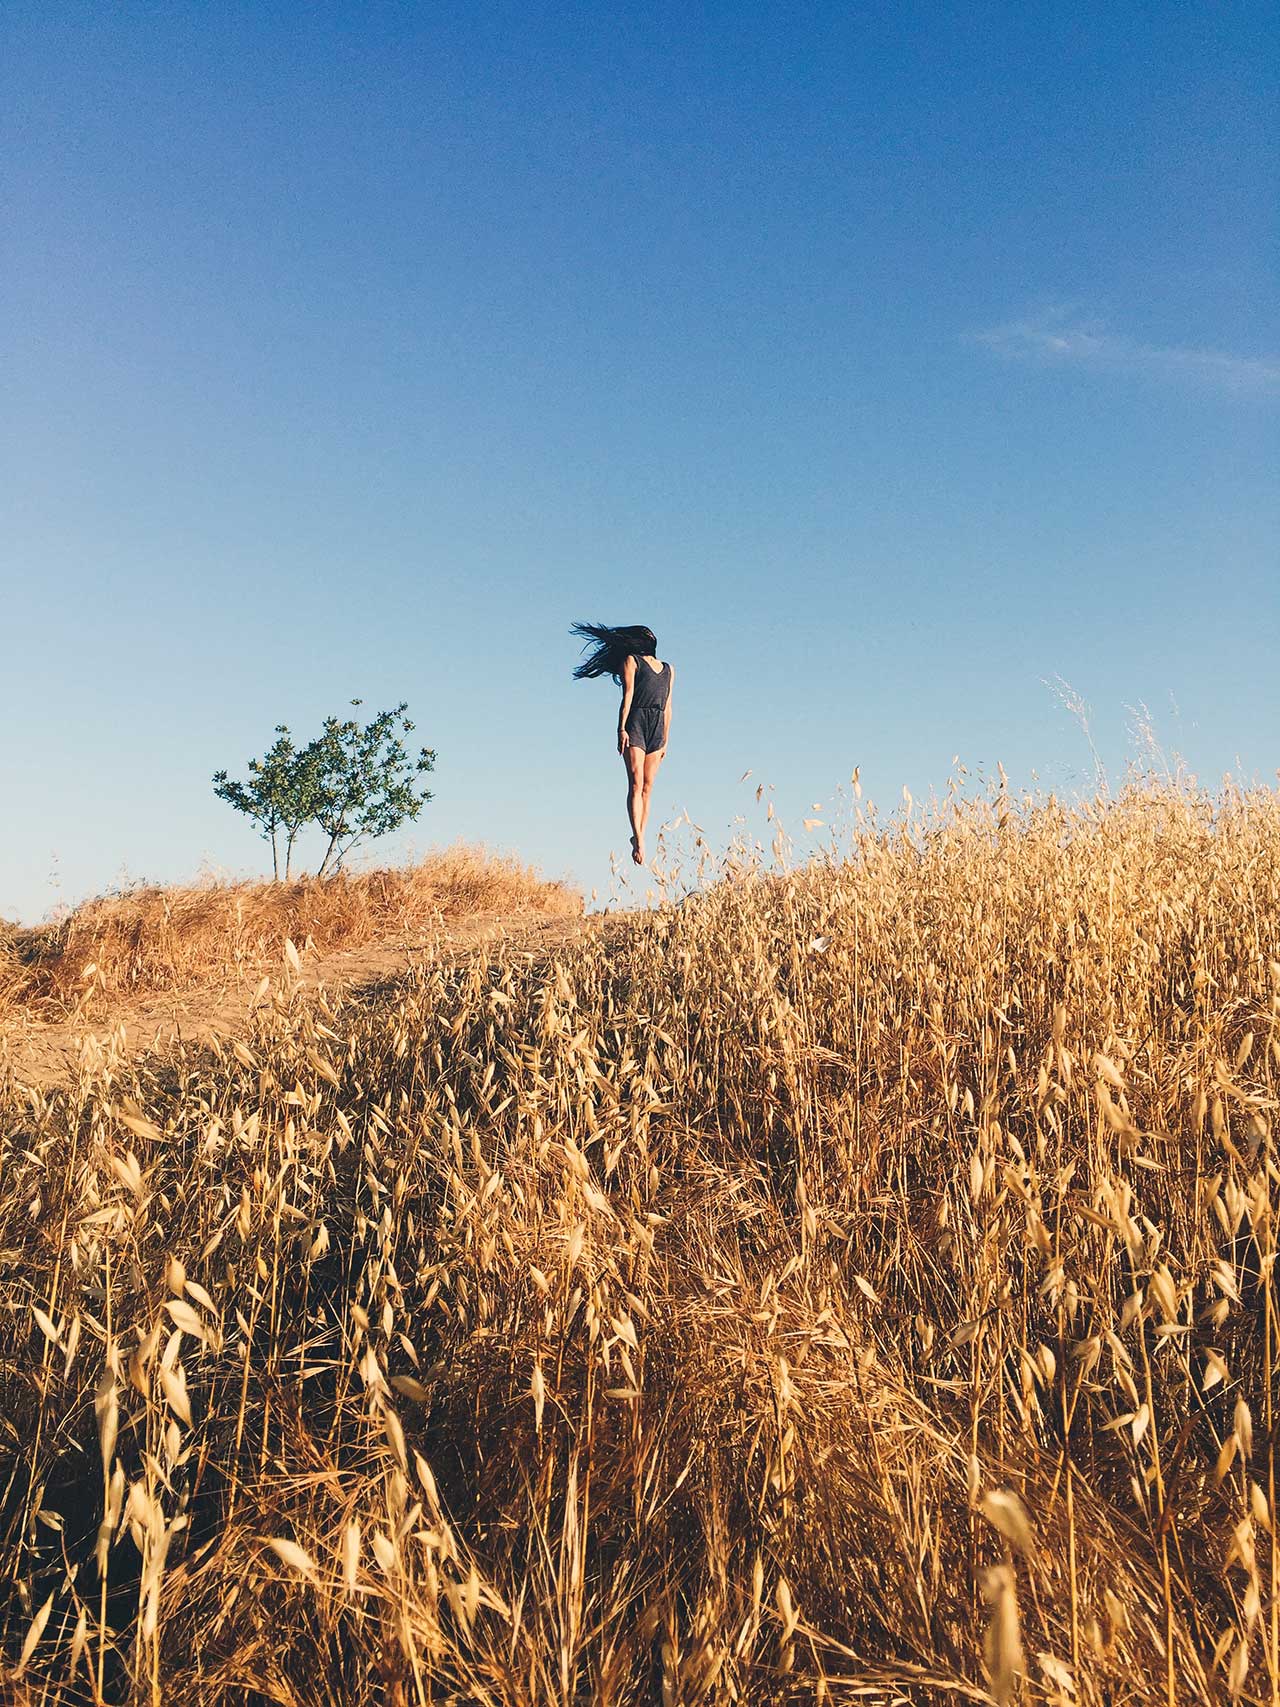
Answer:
xmin=331 ymin=834 xmax=362 ymax=874
xmin=270 ymin=829 xmax=279 ymax=882
xmin=317 ymin=827 xmax=343 ymax=878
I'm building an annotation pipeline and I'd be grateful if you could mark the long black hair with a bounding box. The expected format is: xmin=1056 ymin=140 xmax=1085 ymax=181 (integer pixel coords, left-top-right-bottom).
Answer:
xmin=570 ymin=622 xmax=658 ymax=683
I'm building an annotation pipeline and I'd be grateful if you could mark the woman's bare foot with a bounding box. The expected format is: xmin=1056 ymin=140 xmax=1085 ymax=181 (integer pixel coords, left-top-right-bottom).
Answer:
xmin=631 ymin=834 xmax=645 ymax=866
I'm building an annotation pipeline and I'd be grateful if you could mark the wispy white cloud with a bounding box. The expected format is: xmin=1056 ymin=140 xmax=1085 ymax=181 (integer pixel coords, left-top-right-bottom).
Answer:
xmin=968 ymin=307 xmax=1280 ymax=394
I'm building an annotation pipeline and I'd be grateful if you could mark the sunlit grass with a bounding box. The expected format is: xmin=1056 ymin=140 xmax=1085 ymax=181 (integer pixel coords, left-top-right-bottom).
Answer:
xmin=3 ymin=777 xmax=1279 ymax=1704
xmin=0 ymin=844 xmax=581 ymax=1018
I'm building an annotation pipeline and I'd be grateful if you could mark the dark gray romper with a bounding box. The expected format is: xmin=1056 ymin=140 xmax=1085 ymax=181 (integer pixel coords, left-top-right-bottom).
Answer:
xmin=625 ymin=658 xmax=671 ymax=753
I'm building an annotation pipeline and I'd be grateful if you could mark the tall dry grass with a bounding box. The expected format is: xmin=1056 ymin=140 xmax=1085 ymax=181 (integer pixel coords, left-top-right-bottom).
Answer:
xmin=3 ymin=778 xmax=1280 ymax=1704
xmin=0 ymin=845 xmax=581 ymax=1018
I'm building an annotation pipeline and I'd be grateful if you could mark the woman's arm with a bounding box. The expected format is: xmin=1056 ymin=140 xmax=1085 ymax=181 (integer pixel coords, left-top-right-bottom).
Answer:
xmin=617 ymin=655 xmax=636 ymax=753
xmin=660 ymin=664 xmax=674 ymax=749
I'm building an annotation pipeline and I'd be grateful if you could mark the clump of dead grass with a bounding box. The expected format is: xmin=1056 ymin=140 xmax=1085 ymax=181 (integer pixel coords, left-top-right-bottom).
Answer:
xmin=3 ymin=778 xmax=1280 ymax=1705
xmin=0 ymin=922 xmax=30 ymax=1014
xmin=0 ymin=844 xmax=580 ymax=1017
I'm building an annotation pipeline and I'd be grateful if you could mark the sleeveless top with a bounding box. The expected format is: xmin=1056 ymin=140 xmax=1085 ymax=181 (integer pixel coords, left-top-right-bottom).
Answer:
xmin=629 ymin=656 xmax=671 ymax=712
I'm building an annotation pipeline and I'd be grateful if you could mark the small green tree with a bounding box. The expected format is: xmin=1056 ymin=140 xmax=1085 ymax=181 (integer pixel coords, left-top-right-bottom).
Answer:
xmin=213 ymin=726 xmax=319 ymax=880
xmin=309 ymin=702 xmax=435 ymax=876
xmin=214 ymin=705 xmax=435 ymax=880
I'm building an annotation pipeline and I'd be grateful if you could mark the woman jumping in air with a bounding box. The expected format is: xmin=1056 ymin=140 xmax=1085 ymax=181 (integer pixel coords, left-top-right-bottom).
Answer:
xmin=571 ymin=622 xmax=674 ymax=866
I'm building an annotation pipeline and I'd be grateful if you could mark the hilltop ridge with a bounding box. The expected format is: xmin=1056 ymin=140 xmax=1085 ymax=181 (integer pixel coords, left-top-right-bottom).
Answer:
xmin=0 ymin=845 xmax=582 ymax=1085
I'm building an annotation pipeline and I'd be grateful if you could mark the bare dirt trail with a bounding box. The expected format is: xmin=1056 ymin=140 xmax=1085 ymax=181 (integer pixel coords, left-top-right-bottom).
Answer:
xmin=0 ymin=909 xmax=596 ymax=1089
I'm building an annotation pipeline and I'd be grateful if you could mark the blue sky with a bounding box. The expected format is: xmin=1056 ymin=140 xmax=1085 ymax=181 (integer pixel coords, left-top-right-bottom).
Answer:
xmin=3 ymin=1 xmax=1276 ymax=921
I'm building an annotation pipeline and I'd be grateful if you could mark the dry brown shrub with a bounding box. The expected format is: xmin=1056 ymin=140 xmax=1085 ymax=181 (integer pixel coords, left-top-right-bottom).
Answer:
xmin=3 ymin=778 xmax=1280 ymax=1705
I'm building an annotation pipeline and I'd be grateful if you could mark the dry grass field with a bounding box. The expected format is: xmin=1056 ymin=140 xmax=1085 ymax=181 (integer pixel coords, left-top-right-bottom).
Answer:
xmin=3 ymin=780 xmax=1280 ymax=1705
xmin=0 ymin=846 xmax=581 ymax=1021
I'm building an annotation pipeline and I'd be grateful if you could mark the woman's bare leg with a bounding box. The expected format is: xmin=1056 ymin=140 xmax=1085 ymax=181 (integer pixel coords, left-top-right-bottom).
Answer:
xmin=639 ymin=747 xmax=665 ymax=841
xmin=624 ymin=745 xmax=647 ymax=864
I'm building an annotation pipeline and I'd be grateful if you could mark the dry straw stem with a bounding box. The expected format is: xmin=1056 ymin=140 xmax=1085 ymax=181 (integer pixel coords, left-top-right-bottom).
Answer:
xmin=3 ymin=776 xmax=1280 ymax=1705
xmin=0 ymin=843 xmax=580 ymax=1018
